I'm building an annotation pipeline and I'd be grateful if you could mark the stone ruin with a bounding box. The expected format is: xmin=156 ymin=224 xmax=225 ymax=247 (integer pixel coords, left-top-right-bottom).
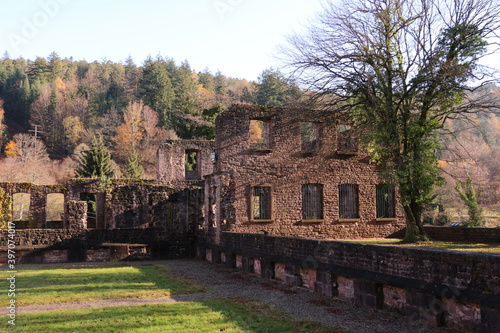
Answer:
xmin=0 ymin=104 xmax=404 ymax=241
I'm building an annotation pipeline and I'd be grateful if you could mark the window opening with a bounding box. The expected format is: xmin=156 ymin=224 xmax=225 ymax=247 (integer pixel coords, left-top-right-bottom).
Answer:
xmin=376 ymin=185 xmax=396 ymax=218
xmin=339 ymin=184 xmax=359 ymax=219
xmin=249 ymin=120 xmax=269 ymax=149
xmin=301 ymin=122 xmax=319 ymax=151
xmin=80 ymin=193 xmax=97 ymax=228
xmin=185 ymin=150 xmax=200 ymax=180
xmin=46 ymin=193 xmax=64 ymax=229
xmin=166 ymin=201 xmax=175 ymax=232
xmin=252 ymin=186 xmax=271 ymax=220
xmin=12 ymin=193 xmax=30 ymax=224
xmin=302 ymin=184 xmax=324 ymax=220
xmin=337 ymin=124 xmax=357 ymax=153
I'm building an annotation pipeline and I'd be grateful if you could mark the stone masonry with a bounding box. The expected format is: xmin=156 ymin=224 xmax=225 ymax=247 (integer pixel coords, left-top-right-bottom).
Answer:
xmin=204 ymin=104 xmax=405 ymax=243
xmin=157 ymin=139 xmax=214 ymax=182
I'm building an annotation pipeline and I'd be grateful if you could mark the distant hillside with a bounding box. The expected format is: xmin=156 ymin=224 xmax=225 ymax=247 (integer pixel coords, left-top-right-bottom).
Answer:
xmin=0 ymin=53 xmax=301 ymax=180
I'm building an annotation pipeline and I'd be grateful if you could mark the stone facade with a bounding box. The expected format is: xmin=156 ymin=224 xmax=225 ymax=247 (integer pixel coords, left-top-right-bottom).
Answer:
xmin=157 ymin=140 xmax=214 ymax=182
xmin=204 ymin=104 xmax=405 ymax=243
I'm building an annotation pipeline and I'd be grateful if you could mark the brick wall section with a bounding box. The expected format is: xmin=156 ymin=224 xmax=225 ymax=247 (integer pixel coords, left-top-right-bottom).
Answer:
xmin=1 ymin=180 xmax=205 ymax=234
xmin=201 ymin=232 xmax=500 ymax=332
xmin=157 ymin=140 xmax=214 ymax=182
xmin=206 ymin=104 xmax=405 ymax=242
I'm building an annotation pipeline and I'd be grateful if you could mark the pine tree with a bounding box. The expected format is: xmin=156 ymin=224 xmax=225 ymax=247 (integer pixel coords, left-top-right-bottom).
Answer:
xmin=139 ymin=57 xmax=175 ymax=129
xmin=124 ymin=149 xmax=144 ymax=179
xmin=76 ymin=135 xmax=114 ymax=178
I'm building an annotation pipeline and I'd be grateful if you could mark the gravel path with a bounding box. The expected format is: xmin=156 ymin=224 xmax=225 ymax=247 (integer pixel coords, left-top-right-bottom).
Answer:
xmin=6 ymin=259 xmax=459 ymax=333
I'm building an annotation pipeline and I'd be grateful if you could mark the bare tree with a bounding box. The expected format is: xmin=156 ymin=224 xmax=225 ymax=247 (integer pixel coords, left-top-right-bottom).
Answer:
xmin=282 ymin=0 xmax=500 ymax=242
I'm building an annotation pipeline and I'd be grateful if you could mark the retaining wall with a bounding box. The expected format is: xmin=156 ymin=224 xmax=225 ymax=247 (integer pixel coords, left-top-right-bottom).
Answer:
xmin=200 ymin=232 xmax=500 ymax=332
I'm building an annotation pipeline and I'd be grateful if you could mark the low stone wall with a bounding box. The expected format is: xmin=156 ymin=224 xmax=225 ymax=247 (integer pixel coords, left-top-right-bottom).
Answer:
xmin=390 ymin=226 xmax=500 ymax=244
xmin=200 ymin=232 xmax=500 ymax=332
xmin=0 ymin=229 xmax=196 ymax=263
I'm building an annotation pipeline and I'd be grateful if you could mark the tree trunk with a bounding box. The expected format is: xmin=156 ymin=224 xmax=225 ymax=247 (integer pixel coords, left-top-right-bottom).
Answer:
xmin=402 ymin=204 xmax=431 ymax=243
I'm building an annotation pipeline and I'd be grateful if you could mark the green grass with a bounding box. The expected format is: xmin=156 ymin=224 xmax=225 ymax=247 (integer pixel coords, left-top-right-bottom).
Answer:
xmin=344 ymin=238 xmax=500 ymax=254
xmin=0 ymin=265 xmax=208 ymax=306
xmin=7 ymin=299 xmax=339 ymax=333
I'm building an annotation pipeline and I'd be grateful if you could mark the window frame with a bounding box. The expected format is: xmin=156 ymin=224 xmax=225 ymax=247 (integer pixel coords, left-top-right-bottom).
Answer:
xmin=376 ymin=185 xmax=396 ymax=220
xmin=249 ymin=119 xmax=271 ymax=151
xmin=338 ymin=184 xmax=360 ymax=220
xmin=301 ymin=184 xmax=324 ymax=222
xmin=250 ymin=185 xmax=273 ymax=222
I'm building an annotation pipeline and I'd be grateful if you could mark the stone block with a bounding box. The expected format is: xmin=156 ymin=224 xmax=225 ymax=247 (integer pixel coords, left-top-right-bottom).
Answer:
xmin=405 ymin=290 xmax=444 ymax=327
xmin=354 ymin=279 xmax=383 ymax=309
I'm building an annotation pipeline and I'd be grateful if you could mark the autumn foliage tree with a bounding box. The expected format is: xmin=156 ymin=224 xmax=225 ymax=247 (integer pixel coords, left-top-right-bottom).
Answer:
xmin=115 ymin=100 xmax=145 ymax=160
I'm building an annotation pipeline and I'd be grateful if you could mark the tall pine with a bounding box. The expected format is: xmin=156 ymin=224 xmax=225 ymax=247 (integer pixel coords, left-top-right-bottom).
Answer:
xmin=124 ymin=149 xmax=144 ymax=179
xmin=76 ymin=135 xmax=114 ymax=178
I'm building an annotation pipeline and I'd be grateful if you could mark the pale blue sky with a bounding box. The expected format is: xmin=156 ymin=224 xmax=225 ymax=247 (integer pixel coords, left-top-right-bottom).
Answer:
xmin=0 ymin=0 xmax=324 ymax=80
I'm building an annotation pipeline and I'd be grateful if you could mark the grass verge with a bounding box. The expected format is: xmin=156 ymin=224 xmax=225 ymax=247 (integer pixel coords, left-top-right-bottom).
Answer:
xmin=343 ymin=238 xmax=500 ymax=254
xmin=6 ymin=298 xmax=341 ymax=333
xmin=0 ymin=265 xmax=208 ymax=306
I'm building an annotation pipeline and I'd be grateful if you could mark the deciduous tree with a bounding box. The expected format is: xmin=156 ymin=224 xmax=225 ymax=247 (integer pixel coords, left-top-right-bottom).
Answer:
xmin=283 ymin=0 xmax=500 ymax=242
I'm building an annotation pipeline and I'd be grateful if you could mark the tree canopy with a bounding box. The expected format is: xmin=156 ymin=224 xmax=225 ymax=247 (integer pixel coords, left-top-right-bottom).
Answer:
xmin=283 ymin=0 xmax=500 ymax=242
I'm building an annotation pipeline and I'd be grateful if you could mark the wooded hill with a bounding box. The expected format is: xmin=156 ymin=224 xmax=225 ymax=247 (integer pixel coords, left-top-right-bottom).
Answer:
xmin=0 ymin=53 xmax=301 ymax=181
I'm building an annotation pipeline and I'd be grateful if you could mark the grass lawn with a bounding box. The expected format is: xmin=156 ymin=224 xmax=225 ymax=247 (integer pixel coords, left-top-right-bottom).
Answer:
xmin=344 ymin=238 xmax=500 ymax=254
xmin=0 ymin=265 xmax=208 ymax=306
xmin=7 ymin=299 xmax=339 ymax=333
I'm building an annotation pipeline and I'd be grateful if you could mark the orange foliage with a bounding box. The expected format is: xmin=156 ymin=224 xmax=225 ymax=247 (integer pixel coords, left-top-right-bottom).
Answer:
xmin=4 ymin=140 xmax=18 ymax=157
xmin=249 ymin=120 xmax=266 ymax=145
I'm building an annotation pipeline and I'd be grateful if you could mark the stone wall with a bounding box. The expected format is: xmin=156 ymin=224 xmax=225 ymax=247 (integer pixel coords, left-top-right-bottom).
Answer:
xmin=0 ymin=229 xmax=196 ymax=263
xmin=0 ymin=180 xmax=204 ymax=234
xmin=205 ymin=105 xmax=405 ymax=242
xmin=200 ymin=232 xmax=500 ymax=332
xmin=0 ymin=183 xmax=66 ymax=228
xmin=157 ymin=140 xmax=214 ymax=182
xmin=0 ymin=228 xmax=194 ymax=247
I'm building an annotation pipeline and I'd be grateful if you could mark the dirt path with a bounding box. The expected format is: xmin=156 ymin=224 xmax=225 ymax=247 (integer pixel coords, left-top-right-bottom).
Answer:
xmin=4 ymin=260 xmax=459 ymax=333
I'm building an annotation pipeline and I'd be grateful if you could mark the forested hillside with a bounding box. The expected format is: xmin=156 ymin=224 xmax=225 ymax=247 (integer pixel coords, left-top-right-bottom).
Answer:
xmin=0 ymin=53 xmax=301 ymax=182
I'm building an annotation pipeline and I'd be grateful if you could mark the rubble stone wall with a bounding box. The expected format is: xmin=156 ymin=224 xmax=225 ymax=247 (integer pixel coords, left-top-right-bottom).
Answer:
xmin=157 ymin=140 xmax=214 ymax=182
xmin=207 ymin=105 xmax=405 ymax=241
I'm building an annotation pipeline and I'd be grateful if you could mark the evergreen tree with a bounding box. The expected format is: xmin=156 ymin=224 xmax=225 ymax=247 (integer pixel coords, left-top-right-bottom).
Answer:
xmin=139 ymin=57 xmax=175 ymax=129
xmin=124 ymin=149 xmax=144 ymax=179
xmin=255 ymin=68 xmax=301 ymax=107
xmin=455 ymin=178 xmax=486 ymax=227
xmin=75 ymin=135 xmax=114 ymax=178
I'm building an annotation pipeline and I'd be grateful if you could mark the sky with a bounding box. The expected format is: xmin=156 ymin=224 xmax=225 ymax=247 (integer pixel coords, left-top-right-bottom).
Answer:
xmin=0 ymin=0 xmax=324 ymax=81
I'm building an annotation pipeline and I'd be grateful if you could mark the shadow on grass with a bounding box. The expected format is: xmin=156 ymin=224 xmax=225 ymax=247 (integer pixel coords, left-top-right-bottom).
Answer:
xmin=9 ymin=299 xmax=340 ymax=333
xmin=1 ymin=265 xmax=208 ymax=306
